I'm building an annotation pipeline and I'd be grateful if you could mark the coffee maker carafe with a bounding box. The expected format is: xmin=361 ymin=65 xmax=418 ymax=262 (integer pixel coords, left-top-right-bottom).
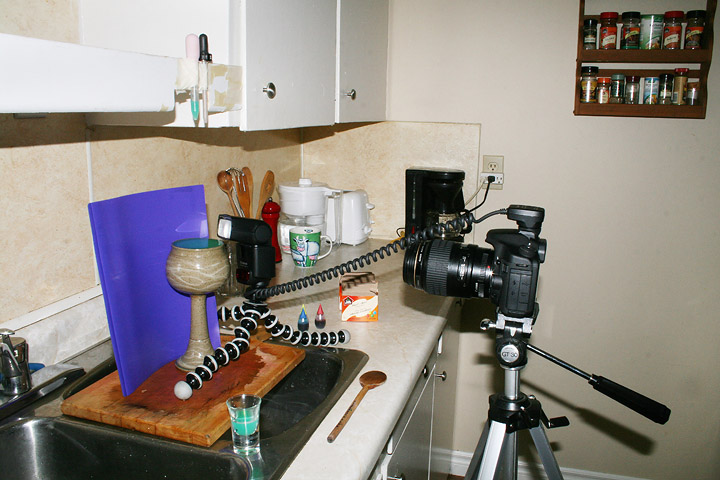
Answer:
xmin=405 ymin=168 xmax=467 ymax=241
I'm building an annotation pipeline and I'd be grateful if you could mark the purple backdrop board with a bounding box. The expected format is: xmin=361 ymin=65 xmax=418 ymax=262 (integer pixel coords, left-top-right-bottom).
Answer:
xmin=88 ymin=185 xmax=221 ymax=396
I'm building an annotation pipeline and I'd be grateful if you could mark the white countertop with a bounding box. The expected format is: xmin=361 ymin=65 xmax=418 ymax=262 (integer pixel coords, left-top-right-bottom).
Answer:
xmin=222 ymin=239 xmax=454 ymax=480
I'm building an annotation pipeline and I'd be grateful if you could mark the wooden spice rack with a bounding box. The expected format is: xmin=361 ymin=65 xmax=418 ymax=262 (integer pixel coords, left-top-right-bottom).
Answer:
xmin=574 ymin=0 xmax=716 ymax=119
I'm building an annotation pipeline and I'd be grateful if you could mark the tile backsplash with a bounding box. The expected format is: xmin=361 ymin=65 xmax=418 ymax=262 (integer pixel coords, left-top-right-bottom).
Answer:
xmin=1 ymin=117 xmax=480 ymax=364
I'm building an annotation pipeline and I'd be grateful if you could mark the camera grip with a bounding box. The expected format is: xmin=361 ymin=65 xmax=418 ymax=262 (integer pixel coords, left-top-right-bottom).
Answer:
xmin=590 ymin=375 xmax=671 ymax=425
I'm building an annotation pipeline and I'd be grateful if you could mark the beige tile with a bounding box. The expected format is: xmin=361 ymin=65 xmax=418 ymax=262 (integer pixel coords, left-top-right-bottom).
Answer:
xmin=0 ymin=0 xmax=80 ymax=43
xmin=0 ymin=114 xmax=95 ymax=321
xmin=302 ymin=122 xmax=481 ymax=239
xmin=89 ymin=126 xmax=301 ymax=238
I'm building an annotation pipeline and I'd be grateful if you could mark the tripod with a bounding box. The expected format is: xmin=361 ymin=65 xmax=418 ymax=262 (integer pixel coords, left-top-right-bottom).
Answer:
xmin=465 ymin=313 xmax=566 ymax=480
xmin=464 ymin=312 xmax=671 ymax=480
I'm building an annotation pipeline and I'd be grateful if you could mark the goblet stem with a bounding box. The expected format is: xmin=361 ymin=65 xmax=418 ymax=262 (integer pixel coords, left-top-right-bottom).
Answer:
xmin=175 ymin=294 xmax=215 ymax=371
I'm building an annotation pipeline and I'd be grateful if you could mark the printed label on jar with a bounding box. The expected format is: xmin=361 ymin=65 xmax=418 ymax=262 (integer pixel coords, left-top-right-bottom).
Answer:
xmin=622 ymin=27 xmax=640 ymax=47
xmin=685 ymin=27 xmax=704 ymax=49
xmin=600 ymin=27 xmax=617 ymax=49
xmin=663 ymin=26 xmax=682 ymax=49
xmin=580 ymin=79 xmax=597 ymax=103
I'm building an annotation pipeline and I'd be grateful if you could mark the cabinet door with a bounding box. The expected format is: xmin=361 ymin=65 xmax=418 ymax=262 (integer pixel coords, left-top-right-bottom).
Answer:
xmin=386 ymin=363 xmax=435 ymax=480
xmin=241 ymin=0 xmax=336 ymax=130
xmin=430 ymin=305 xmax=461 ymax=480
xmin=336 ymin=0 xmax=388 ymax=123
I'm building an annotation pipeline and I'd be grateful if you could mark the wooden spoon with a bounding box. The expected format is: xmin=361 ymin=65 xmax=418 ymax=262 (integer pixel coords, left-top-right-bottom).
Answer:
xmin=217 ymin=171 xmax=240 ymax=216
xmin=242 ymin=166 xmax=253 ymax=216
xmin=255 ymin=170 xmax=275 ymax=219
xmin=327 ymin=370 xmax=387 ymax=443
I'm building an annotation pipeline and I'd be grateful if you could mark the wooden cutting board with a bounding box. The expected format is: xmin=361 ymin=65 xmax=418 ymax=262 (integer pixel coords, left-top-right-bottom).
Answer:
xmin=61 ymin=337 xmax=305 ymax=447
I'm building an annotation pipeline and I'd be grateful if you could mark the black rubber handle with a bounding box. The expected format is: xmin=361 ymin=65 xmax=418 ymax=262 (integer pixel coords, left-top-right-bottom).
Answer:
xmin=590 ymin=375 xmax=671 ymax=424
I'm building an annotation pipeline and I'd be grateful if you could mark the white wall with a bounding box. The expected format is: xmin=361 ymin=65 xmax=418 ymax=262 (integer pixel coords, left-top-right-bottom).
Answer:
xmin=387 ymin=1 xmax=720 ymax=479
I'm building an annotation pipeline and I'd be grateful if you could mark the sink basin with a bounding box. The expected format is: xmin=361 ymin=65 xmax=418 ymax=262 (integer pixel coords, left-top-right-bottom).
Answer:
xmin=1 ymin=416 xmax=250 ymax=479
xmin=0 ymin=344 xmax=368 ymax=480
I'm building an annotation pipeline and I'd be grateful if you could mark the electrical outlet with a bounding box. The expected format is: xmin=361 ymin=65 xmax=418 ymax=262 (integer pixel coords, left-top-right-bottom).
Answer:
xmin=482 ymin=155 xmax=504 ymax=190
xmin=482 ymin=155 xmax=504 ymax=173
xmin=480 ymin=172 xmax=504 ymax=190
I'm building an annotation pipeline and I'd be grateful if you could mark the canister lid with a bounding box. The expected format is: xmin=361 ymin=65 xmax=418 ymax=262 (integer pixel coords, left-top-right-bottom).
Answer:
xmin=664 ymin=11 xmax=684 ymax=19
xmin=686 ymin=10 xmax=706 ymax=19
xmin=581 ymin=66 xmax=599 ymax=74
xmin=621 ymin=11 xmax=640 ymax=20
xmin=611 ymin=74 xmax=626 ymax=80
xmin=600 ymin=11 xmax=619 ymax=19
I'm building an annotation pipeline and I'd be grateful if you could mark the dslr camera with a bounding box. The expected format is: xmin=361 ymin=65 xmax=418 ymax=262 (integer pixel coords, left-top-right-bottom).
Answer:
xmin=403 ymin=205 xmax=546 ymax=319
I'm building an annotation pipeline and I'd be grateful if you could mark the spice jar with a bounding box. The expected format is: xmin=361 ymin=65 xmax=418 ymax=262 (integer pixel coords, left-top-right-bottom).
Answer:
xmin=685 ymin=11 xmax=706 ymax=49
xmin=583 ymin=19 xmax=598 ymax=49
xmin=672 ymin=68 xmax=688 ymax=105
xmin=643 ymin=77 xmax=659 ymax=105
xmin=662 ymin=11 xmax=684 ymax=50
xmin=640 ymin=14 xmax=663 ymax=49
xmin=610 ymin=74 xmax=625 ymax=103
xmin=597 ymin=77 xmax=611 ymax=104
xmin=599 ymin=12 xmax=619 ymax=49
xmin=686 ymin=82 xmax=701 ymax=105
xmin=625 ymin=76 xmax=641 ymax=104
xmin=620 ymin=11 xmax=641 ymax=49
xmin=658 ymin=74 xmax=674 ymax=105
xmin=580 ymin=66 xmax=598 ymax=103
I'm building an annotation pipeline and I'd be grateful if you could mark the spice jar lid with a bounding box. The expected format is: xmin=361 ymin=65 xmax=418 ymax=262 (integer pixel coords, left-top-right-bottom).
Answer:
xmin=598 ymin=77 xmax=612 ymax=84
xmin=611 ymin=74 xmax=626 ymax=80
xmin=621 ymin=11 xmax=640 ymax=20
xmin=674 ymin=68 xmax=689 ymax=75
xmin=659 ymin=73 xmax=674 ymax=81
xmin=581 ymin=66 xmax=599 ymax=74
xmin=664 ymin=11 xmax=684 ymax=19
xmin=584 ymin=18 xmax=597 ymax=27
xmin=627 ymin=75 xmax=640 ymax=82
xmin=600 ymin=11 xmax=619 ymax=19
xmin=686 ymin=10 xmax=706 ymax=19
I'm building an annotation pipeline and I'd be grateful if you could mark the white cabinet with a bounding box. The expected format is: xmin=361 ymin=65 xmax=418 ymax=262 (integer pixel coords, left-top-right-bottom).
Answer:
xmin=0 ymin=34 xmax=177 ymax=114
xmin=242 ymin=0 xmax=336 ymax=130
xmin=385 ymin=356 xmax=436 ymax=480
xmin=373 ymin=307 xmax=460 ymax=480
xmin=336 ymin=0 xmax=388 ymax=123
xmin=81 ymin=0 xmax=337 ymax=131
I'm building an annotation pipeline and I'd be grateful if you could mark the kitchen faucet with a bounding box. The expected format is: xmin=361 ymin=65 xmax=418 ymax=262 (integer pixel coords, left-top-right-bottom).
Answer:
xmin=0 ymin=328 xmax=31 ymax=395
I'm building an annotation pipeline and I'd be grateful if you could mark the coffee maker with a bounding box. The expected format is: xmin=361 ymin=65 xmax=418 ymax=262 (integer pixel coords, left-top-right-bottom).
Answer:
xmin=405 ymin=168 xmax=468 ymax=241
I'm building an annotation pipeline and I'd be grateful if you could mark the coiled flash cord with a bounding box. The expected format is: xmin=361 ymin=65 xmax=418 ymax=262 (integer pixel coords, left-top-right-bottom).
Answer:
xmin=247 ymin=207 xmax=508 ymax=302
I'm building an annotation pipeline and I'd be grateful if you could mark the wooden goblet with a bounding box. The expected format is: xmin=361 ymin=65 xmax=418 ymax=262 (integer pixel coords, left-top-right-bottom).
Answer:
xmin=166 ymin=238 xmax=229 ymax=371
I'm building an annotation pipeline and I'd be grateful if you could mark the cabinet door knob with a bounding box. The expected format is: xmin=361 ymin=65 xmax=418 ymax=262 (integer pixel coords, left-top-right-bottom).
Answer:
xmin=263 ymin=82 xmax=277 ymax=99
xmin=345 ymin=88 xmax=357 ymax=100
xmin=435 ymin=371 xmax=447 ymax=381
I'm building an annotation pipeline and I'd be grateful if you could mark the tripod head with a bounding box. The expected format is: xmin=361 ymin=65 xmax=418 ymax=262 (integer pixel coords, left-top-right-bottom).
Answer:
xmin=480 ymin=307 xmax=671 ymax=425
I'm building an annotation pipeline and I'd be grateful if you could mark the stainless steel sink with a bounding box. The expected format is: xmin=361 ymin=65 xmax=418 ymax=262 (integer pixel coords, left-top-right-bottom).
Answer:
xmin=0 ymin=344 xmax=368 ymax=480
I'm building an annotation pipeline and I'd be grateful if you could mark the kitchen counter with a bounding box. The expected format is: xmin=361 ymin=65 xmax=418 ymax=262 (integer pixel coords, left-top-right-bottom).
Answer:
xmin=220 ymin=238 xmax=455 ymax=480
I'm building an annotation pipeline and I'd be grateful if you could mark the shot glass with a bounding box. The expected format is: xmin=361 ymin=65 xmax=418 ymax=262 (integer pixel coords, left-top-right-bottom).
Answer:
xmin=226 ymin=394 xmax=261 ymax=453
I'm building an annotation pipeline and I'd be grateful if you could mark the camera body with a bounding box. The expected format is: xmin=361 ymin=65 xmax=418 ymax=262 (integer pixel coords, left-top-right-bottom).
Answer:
xmin=403 ymin=205 xmax=546 ymax=319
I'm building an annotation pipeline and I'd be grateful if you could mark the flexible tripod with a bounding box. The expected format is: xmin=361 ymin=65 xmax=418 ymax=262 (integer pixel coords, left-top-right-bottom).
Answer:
xmin=465 ymin=311 xmax=671 ymax=480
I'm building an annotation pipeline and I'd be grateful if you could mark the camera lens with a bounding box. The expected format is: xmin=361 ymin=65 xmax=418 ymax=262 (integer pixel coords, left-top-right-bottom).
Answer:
xmin=403 ymin=239 xmax=495 ymax=298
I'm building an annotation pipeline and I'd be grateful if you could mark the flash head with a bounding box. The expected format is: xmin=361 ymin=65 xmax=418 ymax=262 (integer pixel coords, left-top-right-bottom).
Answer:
xmin=217 ymin=214 xmax=275 ymax=288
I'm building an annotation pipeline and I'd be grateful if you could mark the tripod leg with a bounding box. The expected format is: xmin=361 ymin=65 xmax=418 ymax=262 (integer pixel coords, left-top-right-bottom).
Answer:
xmin=528 ymin=425 xmax=564 ymax=480
xmin=477 ymin=421 xmax=507 ymax=479
xmin=499 ymin=431 xmax=518 ymax=480
xmin=465 ymin=422 xmax=490 ymax=480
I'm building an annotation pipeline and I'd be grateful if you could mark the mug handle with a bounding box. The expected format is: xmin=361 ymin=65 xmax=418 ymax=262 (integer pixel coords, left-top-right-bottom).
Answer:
xmin=318 ymin=235 xmax=333 ymax=259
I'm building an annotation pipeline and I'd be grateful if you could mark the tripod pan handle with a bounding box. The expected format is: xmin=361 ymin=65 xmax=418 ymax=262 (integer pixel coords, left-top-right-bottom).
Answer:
xmin=590 ymin=375 xmax=671 ymax=424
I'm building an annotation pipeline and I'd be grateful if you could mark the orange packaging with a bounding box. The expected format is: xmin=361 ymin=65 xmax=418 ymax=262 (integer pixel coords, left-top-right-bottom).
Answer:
xmin=339 ymin=272 xmax=378 ymax=322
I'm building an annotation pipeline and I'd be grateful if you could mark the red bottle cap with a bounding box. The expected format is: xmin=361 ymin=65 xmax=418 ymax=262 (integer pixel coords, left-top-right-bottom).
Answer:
xmin=664 ymin=11 xmax=684 ymax=19
xmin=600 ymin=11 xmax=619 ymax=19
